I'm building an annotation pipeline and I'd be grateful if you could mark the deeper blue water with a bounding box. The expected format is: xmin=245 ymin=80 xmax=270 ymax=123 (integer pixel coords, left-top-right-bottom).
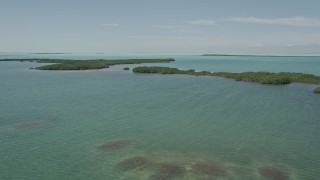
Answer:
xmin=0 ymin=53 xmax=319 ymax=179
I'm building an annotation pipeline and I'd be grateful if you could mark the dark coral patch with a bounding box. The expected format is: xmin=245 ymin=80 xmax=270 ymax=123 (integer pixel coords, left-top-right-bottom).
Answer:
xmin=98 ymin=139 xmax=132 ymax=151
xmin=116 ymin=156 xmax=149 ymax=171
xmin=259 ymin=166 xmax=288 ymax=180
xmin=191 ymin=161 xmax=227 ymax=177
xmin=151 ymin=162 xmax=186 ymax=180
xmin=14 ymin=121 xmax=45 ymax=130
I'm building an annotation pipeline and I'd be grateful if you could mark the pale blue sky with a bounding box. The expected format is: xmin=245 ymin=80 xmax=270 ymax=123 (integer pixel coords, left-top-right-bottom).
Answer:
xmin=1 ymin=0 xmax=320 ymax=54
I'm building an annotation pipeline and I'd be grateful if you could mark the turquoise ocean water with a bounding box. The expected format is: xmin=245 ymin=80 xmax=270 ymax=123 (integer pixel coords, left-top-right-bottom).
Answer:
xmin=0 ymin=53 xmax=319 ymax=179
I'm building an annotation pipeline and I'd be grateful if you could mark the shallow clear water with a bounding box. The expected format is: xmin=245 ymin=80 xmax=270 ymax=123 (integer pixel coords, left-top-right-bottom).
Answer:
xmin=0 ymin=54 xmax=319 ymax=179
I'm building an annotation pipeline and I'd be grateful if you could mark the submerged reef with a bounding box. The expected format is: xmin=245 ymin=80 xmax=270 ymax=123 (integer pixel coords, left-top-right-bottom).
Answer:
xmin=14 ymin=121 xmax=45 ymax=130
xmin=151 ymin=162 xmax=186 ymax=180
xmin=108 ymin=150 xmax=296 ymax=179
xmin=116 ymin=156 xmax=150 ymax=171
xmin=191 ymin=161 xmax=227 ymax=177
xmin=98 ymin=139 xmax=132 ymax=151
xmin=133 ymin=66 xmax=320 ymax=92
xmin=259 ymin=166 xmax=288 ymax=180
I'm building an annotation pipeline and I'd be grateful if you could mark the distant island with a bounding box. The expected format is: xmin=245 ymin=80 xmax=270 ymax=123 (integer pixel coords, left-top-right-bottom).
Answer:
xmin=28 ymin=53 xmax=71 ymax=54
xmin=202 ymin=54 xmax=320 ymax=57
xmin=0 ymin=58 xmax=175 ymax=70
xmin=133 ymin=66 xmax=320 ymax=93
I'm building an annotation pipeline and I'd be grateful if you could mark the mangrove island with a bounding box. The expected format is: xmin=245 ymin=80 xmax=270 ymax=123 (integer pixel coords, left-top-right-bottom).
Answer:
xmin=132 ymin=66 xmax=320 ymax=93
xmin=314 ymin=87 xmax=320 ymax=93
xmin=0 ymin=58 xmax=175 ymax=70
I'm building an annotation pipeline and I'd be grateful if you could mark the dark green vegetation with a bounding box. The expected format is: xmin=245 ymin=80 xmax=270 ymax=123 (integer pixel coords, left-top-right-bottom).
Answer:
xmin=123 ymin=67 xmax=130 ymax=70
xmin=0 ymin=58 xmax=174 ymax=70
xmin=314 ymin=87 xmax=320 ymax=93
xmin=35 ymin=59 xmax=174 ymax=70
xmin=133 ymin=66 xmax=320 ymax=92
xmin=0 ymin=58 xmax=54 ymax=62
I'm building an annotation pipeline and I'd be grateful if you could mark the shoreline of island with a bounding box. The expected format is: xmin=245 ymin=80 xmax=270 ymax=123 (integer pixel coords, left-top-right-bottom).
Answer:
xmin=132 ymin=66 xmax=320 ymax=93
xmin=1 ymin=58 xmax=319 ymax=93
xmin=0 ymin=58 xmax=175 ymax=70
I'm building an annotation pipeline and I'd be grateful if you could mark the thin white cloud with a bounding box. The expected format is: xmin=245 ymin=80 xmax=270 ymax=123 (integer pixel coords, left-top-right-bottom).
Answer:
xmin=247 ymin=43 xmax=263 ymax=47
xmin=150 ymin=25 xmax=197 ymax=33
xmin=287 ymin=42 xmax=320 ymax=47
xmin=125 ymin=35 xmax=159 ymax=39
xmin=189 ymin=20 xmax=216 ymax=26
xmin=244 ymin=33 xmax=320 ymax=48
xmin=150 ymin=25 xmax=181 ymax=29
xmin=228 ymin=16 xmax=320 ymax=27
xmin=179 ymin=29 xmax=198 ymax=33
xmin=100 ymin=23 xmax=119 ymax=27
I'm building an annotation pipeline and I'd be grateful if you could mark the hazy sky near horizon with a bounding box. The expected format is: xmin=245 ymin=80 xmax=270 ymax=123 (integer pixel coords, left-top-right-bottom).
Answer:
xmin=1 ymin=0 xmax=320 ymax=54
